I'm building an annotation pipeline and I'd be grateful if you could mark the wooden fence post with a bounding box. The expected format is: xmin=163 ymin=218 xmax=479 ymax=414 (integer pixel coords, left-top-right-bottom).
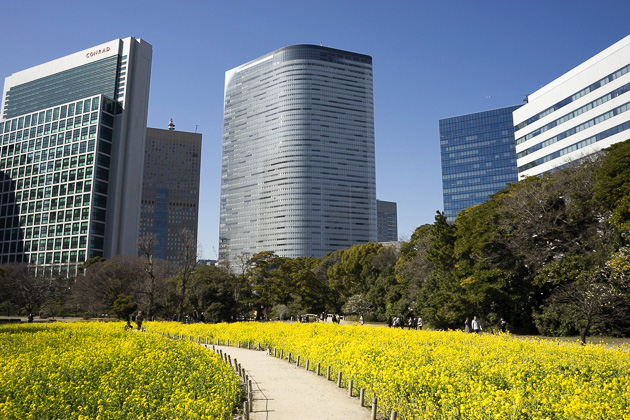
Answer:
xmin=371 ymin=397 xmax=378 ymax=420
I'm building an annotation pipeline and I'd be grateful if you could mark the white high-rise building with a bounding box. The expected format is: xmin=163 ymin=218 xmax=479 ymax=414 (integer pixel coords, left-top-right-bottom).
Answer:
xmin=0 ymin=37 xmax=152 ymax=275
xmin=515 ymin=35 xmax=630 ymax=178
xmin=219 ymin=45 xmax=377 ymax=262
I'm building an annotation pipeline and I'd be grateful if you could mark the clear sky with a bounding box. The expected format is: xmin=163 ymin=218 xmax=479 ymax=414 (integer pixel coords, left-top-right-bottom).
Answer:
xmin=1 ymin=1 xmax=629 ymax=259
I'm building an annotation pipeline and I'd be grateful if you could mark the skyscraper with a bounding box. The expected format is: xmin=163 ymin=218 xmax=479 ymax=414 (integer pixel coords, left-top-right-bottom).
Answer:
xmin=515 ymin=35 xmax=630 ymax=178
xmin=0 ymin=37 xmax=152 ymax=276
xmin=140 ymin=121 xmax=202 ymax=264
xmin=377 ymin=200 xmax=398 ymax=242
xmin=219 ymin=45 xmax=377 ymax=261
xmin=440 ymin=106 xmax=520 ymax=221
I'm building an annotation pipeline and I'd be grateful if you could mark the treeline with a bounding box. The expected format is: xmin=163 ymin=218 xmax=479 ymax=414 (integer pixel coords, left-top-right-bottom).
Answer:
xmin=1 ymin=140 xmax=629 ymax=341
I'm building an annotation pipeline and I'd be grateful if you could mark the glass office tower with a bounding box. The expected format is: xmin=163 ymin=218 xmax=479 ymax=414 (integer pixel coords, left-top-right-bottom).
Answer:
xmin=219 ymin=45 xmax=377 ymax=261
xmin=440 ymin=105 xmax=520 ymax=222
xmin=0 ymin=37 xmax=152 ymax=276
xmin=140 ymin=123 xmax=202 ymax=264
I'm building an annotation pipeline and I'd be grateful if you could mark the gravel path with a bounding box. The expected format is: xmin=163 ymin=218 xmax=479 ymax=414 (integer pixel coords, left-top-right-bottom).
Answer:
xmin=208 ymin=344 xmax=373 ymax=420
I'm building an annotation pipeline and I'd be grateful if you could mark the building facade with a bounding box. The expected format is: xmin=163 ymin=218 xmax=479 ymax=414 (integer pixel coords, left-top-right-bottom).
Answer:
xmin=377 ymin=199 xmax=398 ymax=242
xmin=515 ymin=35 xmax=630 ymax=178
xmin=140 ymin=122 xmax=201 ymax=265
xmin=219 ymin=45 xmax=377 ymax=261
xmin=0 ymin=37 xmax=152 ymax=276
xmin=439 ymin=105 xmax=520 ymax=221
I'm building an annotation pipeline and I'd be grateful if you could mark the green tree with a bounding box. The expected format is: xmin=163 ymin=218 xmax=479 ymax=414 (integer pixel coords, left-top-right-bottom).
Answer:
xmin=416 ymin=212 xmax=463 ymax=329
xmin=595 ymin=139 xmax=630 ymax=244
xmin=247 ymin=251 xmax=282 ymax=319
xmin=327 ymin=242 xmax=382 ymax=299
xmin=112 ymin=294 xmax=138 ymax=321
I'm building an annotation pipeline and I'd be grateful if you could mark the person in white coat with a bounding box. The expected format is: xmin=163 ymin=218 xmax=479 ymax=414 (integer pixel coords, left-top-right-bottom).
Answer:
xmin=471 ymin=316 xmax=482 ymax=335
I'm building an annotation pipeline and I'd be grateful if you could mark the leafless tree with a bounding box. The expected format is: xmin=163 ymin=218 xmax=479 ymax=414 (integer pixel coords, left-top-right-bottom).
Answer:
xmin=137 ymin=233 xmax=176 ymax=319
xmin=0 ymin=263 xmax=49 ymax=315
xmin=175 ymin=227 xmax=199 ymax=321
xmin=70 ymin=256 xmax=144 ymax=316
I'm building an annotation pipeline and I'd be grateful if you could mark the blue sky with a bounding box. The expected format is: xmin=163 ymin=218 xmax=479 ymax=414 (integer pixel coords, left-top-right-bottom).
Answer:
xmin=1 ymin=1 xmax=629 ymax=259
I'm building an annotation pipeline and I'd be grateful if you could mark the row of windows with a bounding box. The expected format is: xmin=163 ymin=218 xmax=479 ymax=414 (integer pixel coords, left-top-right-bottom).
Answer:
xmin=517 ymin=100 xmax=630 ymax=158
xmin=518 ymin=120 xmax=630 ymax=172
xmin=516 ymin=82 xmax=630 ymax=145
xmin=1 ymin=97 xmax=101 ymax=133
xmin=3 ymin=57 xmax=116 ymax=118
xmin=515 ymin=63 xmax=630 ymax=131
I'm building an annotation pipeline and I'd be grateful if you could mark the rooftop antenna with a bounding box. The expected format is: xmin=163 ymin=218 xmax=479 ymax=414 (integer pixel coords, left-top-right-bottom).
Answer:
xmin=195 ymin=124 xmax=198 ymax=133
xmin=168 ymin=118 xmax=175 ymax=131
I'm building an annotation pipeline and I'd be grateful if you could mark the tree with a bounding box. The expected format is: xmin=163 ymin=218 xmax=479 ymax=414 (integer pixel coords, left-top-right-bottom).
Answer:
xmin=175 ymin=228 xmax=199 ymax=321
xmin=246 ymin=251 xmax=282 ymax=319
xmin=0 ymin=264 xmax=49 ymax=315
xmin=327 ymin=242 xmax=382 ymax=299
xmin=416 ymin=212 xmax=464 ymax=329
xmin=342 ymin=294 xmax=372 ymax=316
xmin=536 ymin=267 xmax=626 ymax=344
xmin=112 ymin=294 xmax=138 ymax=321
xmin=70 ymin=256 xmax=144 ymax=316
xmin=594 ymin=139 xmax=630 ymax=245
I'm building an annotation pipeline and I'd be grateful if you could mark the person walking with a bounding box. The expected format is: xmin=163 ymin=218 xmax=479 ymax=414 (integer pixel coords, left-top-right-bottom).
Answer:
xmin=136 ymin=311 xmax=144 ymax=330
xmin=498 ymin=318 xmax=507 ymax=333
xmin=417 ymin=317 xmax=423 ymax=330
xmin=471 ymin=316 xmax=482 ymax=335
xmin=464 ymin=317 xmax=471 ymax=333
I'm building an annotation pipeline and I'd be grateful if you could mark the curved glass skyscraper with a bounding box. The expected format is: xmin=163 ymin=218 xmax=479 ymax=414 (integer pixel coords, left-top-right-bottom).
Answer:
xmin=219 ymin=45 xmax=377 ymax=261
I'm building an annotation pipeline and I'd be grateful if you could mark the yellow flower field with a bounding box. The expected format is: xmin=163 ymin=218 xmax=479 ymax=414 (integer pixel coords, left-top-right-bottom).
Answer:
xmin=149 ymin=322 xmax=630 ymax=420
xmin=0 ymin=323 xmax=239 ymax=420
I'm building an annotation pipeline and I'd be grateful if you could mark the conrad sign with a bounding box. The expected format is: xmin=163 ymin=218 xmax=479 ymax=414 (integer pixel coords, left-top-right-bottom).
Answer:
xmin=85 ymin=46 xmax=111 ymax=59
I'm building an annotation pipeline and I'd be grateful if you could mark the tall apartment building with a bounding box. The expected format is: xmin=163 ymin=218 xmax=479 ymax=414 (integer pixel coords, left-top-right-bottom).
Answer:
xmin=0 ymin=37 xmax=152 ymax=276
xmin=440 ymin=106 xmax=520 ymax=221
xmin=219 ymin=45 xmax=377 ymax=261
xmin=377 ymin=200 xmax=398 ymax=242
xmin=515 ymin=35 xmax=630 ymax=178
xmin=140 ymin=121 xmax=202 ymax=264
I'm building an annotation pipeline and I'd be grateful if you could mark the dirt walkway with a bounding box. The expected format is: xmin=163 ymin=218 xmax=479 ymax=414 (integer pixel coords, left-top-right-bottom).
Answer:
xmin=208 ymin=345 xmax=372 ymax=420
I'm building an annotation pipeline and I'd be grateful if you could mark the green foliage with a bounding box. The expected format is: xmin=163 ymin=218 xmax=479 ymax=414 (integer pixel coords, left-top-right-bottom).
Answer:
xmin=111 ymin=294 xmax=137 ymax=321
xmin=595 ymin=140 xmax=630 ymax=242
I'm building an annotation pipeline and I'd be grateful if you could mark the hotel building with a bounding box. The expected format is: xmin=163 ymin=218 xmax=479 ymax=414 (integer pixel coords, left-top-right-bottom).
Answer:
xmin=515 ymin=35 xmax=630 ymax=178
xmin=440 ymin=106 xmax=520 ymax=221
xmin=0 ymin=37 xmax=152 ymax=275
xmin=140 ymin=121 xmax=202 ymax=264
xmin=219 ymin=45 xmax=377 ymax=261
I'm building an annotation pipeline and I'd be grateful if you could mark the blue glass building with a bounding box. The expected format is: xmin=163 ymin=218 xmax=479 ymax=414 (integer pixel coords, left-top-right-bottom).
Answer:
xmin=439 ymin=105 xmax=521 ymax=222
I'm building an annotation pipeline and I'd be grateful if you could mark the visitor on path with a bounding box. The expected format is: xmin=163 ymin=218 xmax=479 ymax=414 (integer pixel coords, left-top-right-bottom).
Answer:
xmin=359 ymin=315 xmax=364 ymax=325
xmin=417 ymin=317 xmax=423 ymax=330
xmin=124 ymin=321 xmax=132 ymax=331
xmin=498 ymin=318 xmax=507 ymax=333
xmin=331 ymin=314 xmax=337 ymax=324
xmin=471 ymin=316 xmax=482 ymax=335
xmin=387 ymin=317 xmax=392 ymax=327
xmin=136 ymin=311 xmax=144 ymax=330
xmin=464 ymin=317 xmax=471 ymax=333
xmin=27 ymin=314 xmax=33 ymax=323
